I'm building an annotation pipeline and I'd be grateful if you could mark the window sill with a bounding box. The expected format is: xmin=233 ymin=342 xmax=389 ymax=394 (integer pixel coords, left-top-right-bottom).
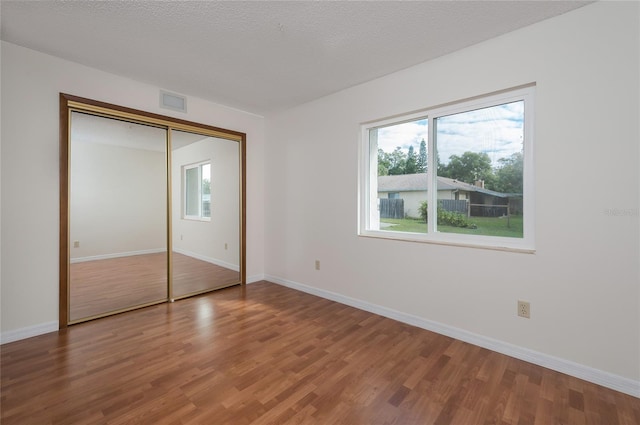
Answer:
xmin=358 ymin=230 xmax=535 ymax=254
xmin=182 ymin=216 xmax=211 ymax=222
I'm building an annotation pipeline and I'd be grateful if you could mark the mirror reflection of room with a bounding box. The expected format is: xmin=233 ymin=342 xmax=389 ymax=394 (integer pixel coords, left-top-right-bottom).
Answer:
xmin=69 ymin=112 xmax=168 ymax=321
xmin=171 ymin=130 xmax=240 ymax=298
xmin=67 ymin=110 xmax=243 ymax=323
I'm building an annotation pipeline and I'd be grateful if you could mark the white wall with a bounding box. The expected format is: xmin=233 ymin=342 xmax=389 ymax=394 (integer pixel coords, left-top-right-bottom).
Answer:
xmin=0 ymin=41 xmax=265 ymax=336
xmin=71 ymin=141 xmax=167 ymax=260
xmin=172 ymin=137 xmax=240 ymax=269
xmin=265 ymin=0 xmax=639 ymax=392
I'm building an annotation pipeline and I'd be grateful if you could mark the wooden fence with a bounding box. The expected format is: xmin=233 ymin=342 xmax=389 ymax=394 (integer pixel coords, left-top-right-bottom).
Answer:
xmin=470 ymin=203 xmax=509 ymax=217
xmin=380 ymin=198 xmax=517 ymax=220
xmin=439 ymin=199 xmax=468 ymax=215
xmin=379 ymin=198 xmax=404 ymax=219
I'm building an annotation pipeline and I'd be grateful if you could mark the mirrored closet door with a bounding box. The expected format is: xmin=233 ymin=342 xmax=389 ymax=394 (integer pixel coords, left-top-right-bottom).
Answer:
xmin=60 ymin=94 xmax=246 ymax=327
xmin=170 ymin=130 xmax=241 ymax=299
xmin=68 ymin=112 xmax=168 ymax=322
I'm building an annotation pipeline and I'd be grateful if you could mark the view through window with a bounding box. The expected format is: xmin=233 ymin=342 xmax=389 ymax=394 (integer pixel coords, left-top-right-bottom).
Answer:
xmin=184 ymin=162 xmax=211 ymax=220
xmin=362 ymin=86 xmax=534 ymax=250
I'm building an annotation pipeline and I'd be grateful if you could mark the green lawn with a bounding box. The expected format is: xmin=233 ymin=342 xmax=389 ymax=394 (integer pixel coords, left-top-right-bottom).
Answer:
xmin=381 ymin=215 xmax=523 ymax=238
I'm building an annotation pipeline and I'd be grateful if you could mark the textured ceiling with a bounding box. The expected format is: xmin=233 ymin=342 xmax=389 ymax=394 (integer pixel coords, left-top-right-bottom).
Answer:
xmin=1 ymin=1 xmax=591 ymax=115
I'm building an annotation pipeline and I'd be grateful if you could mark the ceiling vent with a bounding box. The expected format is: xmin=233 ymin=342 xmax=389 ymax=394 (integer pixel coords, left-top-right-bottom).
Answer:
xmin=160 ymin=90 xmax=187 ymax=113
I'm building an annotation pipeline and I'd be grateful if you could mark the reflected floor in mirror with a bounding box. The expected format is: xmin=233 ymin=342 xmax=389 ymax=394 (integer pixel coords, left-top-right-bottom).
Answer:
xmin=70 ymin=252 xmax=239 ymax=321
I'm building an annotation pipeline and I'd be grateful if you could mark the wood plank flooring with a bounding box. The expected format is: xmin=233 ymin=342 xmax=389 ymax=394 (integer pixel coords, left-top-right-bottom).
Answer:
xmin=172 ymin=253 xmax=240 ymax=297
xmin=69 ymin=252 xmax=239 ymax=321
xmin=2 ymin=281 xmax=639 ymax=424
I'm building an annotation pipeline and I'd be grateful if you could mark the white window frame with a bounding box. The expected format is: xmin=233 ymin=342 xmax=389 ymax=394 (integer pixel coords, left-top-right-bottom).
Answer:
xmin=183 ymin=160 xmax=211 ymax=221
xmin=358 ymin=86 xmax=535 ymax=252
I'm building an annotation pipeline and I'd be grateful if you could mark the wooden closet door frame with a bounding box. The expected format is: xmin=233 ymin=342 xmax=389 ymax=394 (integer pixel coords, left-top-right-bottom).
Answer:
xmin=59 ymin=93 xmax=246 ymax=328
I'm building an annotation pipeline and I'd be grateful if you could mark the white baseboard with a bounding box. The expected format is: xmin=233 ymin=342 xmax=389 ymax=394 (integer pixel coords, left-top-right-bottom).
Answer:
xmin=70 ymin=248 xmax=166 ymax=263
xmin=1 ymin=321 xmax=58 ymax=345
xmin=173 ymin=248 xmax=240 ymax=272
xmin=72 ymin=248 xmax=240 ymax=272
xmin=265 ymin=274 xmax=640 ymax=398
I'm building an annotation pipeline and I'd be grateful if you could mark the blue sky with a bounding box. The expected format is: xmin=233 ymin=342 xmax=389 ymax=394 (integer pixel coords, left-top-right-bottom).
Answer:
xmin=377 ymin=101 xmax=524 ymax=166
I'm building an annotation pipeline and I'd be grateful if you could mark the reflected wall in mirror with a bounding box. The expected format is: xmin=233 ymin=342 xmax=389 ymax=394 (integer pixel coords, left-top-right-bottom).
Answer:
xmin=69 ymin=112 xmax=168 ymax=322
xmin=60 ymin=93 xmax=246 ymax=327
xmin=171 ymin=130 xmax=240 ymax=298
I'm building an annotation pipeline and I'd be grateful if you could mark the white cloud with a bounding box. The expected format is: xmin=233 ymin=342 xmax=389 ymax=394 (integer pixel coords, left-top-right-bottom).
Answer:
xmin=378 ymin=119 xmax=428 ymax=152
xmin=376 ymin=102 xmax=524 ymax=166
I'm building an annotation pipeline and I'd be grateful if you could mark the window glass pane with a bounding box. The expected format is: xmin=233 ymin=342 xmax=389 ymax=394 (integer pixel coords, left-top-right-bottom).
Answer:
xmin=201 ymin=163 xmax=211 ymax=218
xmin=435 ymin=101 xmax=524 ymax=238
xmin=375 ymin=119 xmax=428 ymax=233
xmin=185 ymin=166 xmax=199 ymax=216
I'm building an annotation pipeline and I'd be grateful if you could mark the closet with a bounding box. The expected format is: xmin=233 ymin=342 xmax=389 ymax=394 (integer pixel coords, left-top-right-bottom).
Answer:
xmin=59 ymin=94 xmax=245 ymax=326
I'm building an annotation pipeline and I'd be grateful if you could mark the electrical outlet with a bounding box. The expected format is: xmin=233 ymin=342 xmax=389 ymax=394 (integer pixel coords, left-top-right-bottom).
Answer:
xmin=518 ymin=300 xmax=530 ymax=318
xmin=315 ymin=260 xmax=320 ymax=270
xmin=73 ymin=241 xmax=80 ymax=248
xmin=224 ymin=243 xmax=228 ymax=250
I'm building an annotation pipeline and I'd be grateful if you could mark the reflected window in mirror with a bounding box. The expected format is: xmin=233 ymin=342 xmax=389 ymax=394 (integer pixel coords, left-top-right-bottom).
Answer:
xmin=184 ymin=161 xmax=211 ymax=220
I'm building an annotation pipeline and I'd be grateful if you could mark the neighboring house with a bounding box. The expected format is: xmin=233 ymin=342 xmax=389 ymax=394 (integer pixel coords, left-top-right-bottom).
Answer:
xmin=377 ymin=173 xmax=521 ymax=218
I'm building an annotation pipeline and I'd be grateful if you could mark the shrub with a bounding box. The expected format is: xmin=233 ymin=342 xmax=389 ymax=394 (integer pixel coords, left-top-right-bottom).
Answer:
xmin=419 ymin=201 xmax=475 ymax=228
xmin=419 ymin=201 xmax=428 ymax=222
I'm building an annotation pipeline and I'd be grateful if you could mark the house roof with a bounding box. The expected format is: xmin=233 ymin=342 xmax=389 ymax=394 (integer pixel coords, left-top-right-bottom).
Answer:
xmin=378 ymin=173 xmax=428 ymax=192
xmin=378 ymin=173 xmax=517 ymax=198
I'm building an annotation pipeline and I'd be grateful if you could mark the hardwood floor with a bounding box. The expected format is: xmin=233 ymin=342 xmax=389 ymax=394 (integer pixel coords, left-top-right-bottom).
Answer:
xmin=69 ymin=252 xmax=239 ymax=321
xmin=2 ymin=282 xmax=639 ymax=424
xmin=172 ymin=252 xmax=240 ymax=298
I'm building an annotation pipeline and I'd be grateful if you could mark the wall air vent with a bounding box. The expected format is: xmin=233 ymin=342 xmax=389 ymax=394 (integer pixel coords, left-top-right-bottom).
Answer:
xmin=160 ymin=90 xmax=187 ymax=113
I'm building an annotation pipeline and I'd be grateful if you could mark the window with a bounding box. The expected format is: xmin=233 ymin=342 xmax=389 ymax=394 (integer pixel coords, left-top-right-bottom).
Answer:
xmin=184 ymin=161 xmax=211 ymax=220
xmin=359 ymin=86 xmax=534 ymax=251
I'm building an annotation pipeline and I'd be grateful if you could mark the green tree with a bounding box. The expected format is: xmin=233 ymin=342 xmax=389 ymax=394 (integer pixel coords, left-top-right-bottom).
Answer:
xmin=202 ymin=178 xmax=211 ymax=194
xmin=388 ymin=147 xmax=408 ymax=175
xmin=494 ymin=152 xmax=523 ymax=194
xmin=418 ymin=139 xmax=427 ymax=173
xmin=439 ymin=151 xmax=495 ymax=186
xmin=436 ymin=152 xmax=446 ymax=176
xmin=404 ymin=145 xmax=418 ymax=174
xmin=378 ymin=149 xmax=391 ymax=176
